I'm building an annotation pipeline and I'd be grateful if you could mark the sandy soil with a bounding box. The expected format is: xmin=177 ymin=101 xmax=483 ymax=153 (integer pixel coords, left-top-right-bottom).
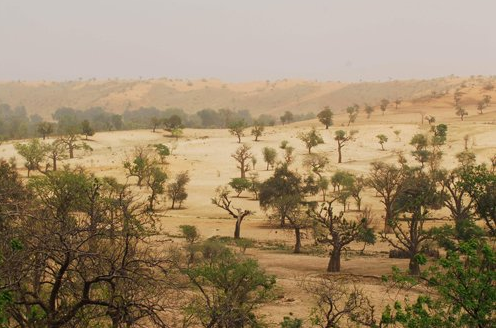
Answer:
xmin=0 ymin=87 xmax=495 ymax=326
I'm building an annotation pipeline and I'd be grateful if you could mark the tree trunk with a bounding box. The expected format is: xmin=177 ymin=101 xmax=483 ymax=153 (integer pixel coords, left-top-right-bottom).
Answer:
xmin=69 ymin=145 xmax=74 ymax=159
xmin=384 ymin=206 xmax=394 ymax=233
xmin=327 ymin=248 xmax=341 ymax=272
xmin=238 ymin=135 xmax=241 ymax=143
xmin=337 ymin=144 xmax=342 ymax=163
xmin=409 ymin=256 xmax=420 ymax=276
xmin=266 ymin=162 xmax=269 ymax=170
xmin=234 ymin=218 xmax=242 ymax=239
xmin=293 ymin=227 xmax=301 ymax=253
xmin=52 ymin=157 xmax=57 ymax=171
xmin=325 ymin=124 xmax=329 ymax=129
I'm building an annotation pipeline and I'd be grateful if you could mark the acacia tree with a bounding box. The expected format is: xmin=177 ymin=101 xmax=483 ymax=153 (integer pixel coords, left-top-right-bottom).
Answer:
xmin=410 ymin=133 xmax=430 ymax=168
xmin=167 ymin=171 xmax=190 ymax=209
xmin=381 ymin=168 xmax=442 ymax=275
xmin=123 ymin=146 xmax=156 ymax=186
xmin=304 ymin=276 xmax=376 ymax=328
xmin=364 ymin=104 xmax=374 ymax=119
xmin=0 ymin=169 xmax=179 ymax=327
xmin=380 ymin=99 xmax=389 ymax=115
xmin=367 ymin=161 xmax=408 ymax=232
xmin=228 ymin=119 xmax=247 ymax=143
xmin=311 ymin=202 xmax=371 ymax=272
xmin=303 ymin=153 xmax=329 ymax=179
xmin=262 ymin=147 xmax=277 ymax=170
xmin=59 ymin=126 xmax=86 ymax=159
xmin=334 ymin=130 xmax=357 ymax=163
xmin=212 ymin=186 xmax=253 ymax=239
xmin=317 ymin=106 xmax=333 ymax=129
xmin=298 ymin=127 xmax=324 ymax=154
xmin=251 ymin=121 xmax=265 ymax=141
xmin=231 ymin=143 xmax=252 ymax=179
xmin=376 ymin=134 xmax=388 ymax=150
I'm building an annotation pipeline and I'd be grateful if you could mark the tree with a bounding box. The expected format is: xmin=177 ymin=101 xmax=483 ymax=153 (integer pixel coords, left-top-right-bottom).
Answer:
xmin=251 ymin=121 xmax=265 ymax=141
xmin=376 ymin=134 xmax=388 ymax=150
xmin=0 ymin=169 xmax=178 ymax=327
xmin=380 ymin=99 xmax=389 ymax=115
xmin=167 ymin=171 xmax=190 ymax=209
xmin=455 ymin=150 xmax=476 ymax=167
xmin=459 ymin=164 xmax=496 ymax=235
xmin=146 ymin=166 xmax=168 ymax=211
xmin=228 ymin=177 xmax=251 ymax=197
xmin=262 ymin=147 xmax=277 ymax=170
xmin=170 ymin=127 xmax=183 ymax=140
xmin=348 ymin=175 xmax=366 ymax=211
xmin=151 ymin=116 xmax=161 ymax=132
xmin=298 ymin=127 xmax=324 ymax=154
xmin=381 ymin=168 xmax=442 ymax=275
xmin=394 ymin=130 xmax=401 ymax=141
xmin=283 ymin=146 xmax=295 ymax=165
xmin=367 ymin=161 xmax=408 ymax=232
xmin=153 ymin=143 xmax=170 ymax=164
xmin=164 ymin=114 xmax=182 ymax=131
xmin=382 ymin=240 xmax=495 ymax=328
xmin=346 ymin=105 xmax=359 ymax=126
xmin=212 ymin=186 xmax=253 ymax=239
xmin=311 ymin=203 xmax=371 ymax=272
xmin=247 ymin=172 xmax=261 ymax=200
xmin=123 ymin=146 xmax=156 ymax=186
xmin=59 ymin=127 xmax=82 ymax=159
xmin=81 ymin=119 xmax=95 ymax=140
xmin=305 ymin=276 xmax=376 ymax=328
xmin=14 ymin=139 xmax=48 ymax=177
xmin=394 ymin=98 xmax=402 ymax=109
xmin=303 ymin=153 xmax=329 ymax=179
xmin=228 ymin=119 xmax=247 ymax=143
xmin=476 ymin=100 xmax=486 ymax=114
xmin=259 ymin=166 xmax=306 ymax=252
xmin=334 ymin=130 xmax=357 ymax=163
xmin=231 ymin=143 xmax=252 ymax=179
xmin=37 ymin=122 xmax=54 ymax=140
xmin=455 ymin=105 xmax=468 ymax=121
xmin=317 ymin=106 xmax=333 ymax=129
xmin=183 ymin=246 xmax=275 ymax=327
xmin=280 ymin=111 xmax=294 ymax=125
xmin=364 ymin=104 xmax=374 ymax=119
xmin=46 ymin=139 xmax=67 ymax=171
xmin=410 ymin=133 xmax=429 ymax=168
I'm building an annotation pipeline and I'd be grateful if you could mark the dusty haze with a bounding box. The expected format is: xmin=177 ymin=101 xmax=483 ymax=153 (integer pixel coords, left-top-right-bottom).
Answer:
xmin=0 ymin=0 xmax=495 ymax=82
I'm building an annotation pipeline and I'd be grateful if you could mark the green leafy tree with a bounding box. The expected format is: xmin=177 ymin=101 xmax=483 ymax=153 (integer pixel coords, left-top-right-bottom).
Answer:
xmin=14 ymin=139 xmax=48 ymax=177
xmin=376 ymin=134 xmax=388 ymax=150
xmin=251 ymin=121 xmax=265 ymax=141
xmin=346 ymin=104 xmax=359 ymax=126
xmin=334 ymin=130 xmax=357 ymax=163
xmin=228 ymin=119 xmax=247 ymax=143
xmin=146 ymin=166 xmax=168 ymax=211
xmin=123 ymin=146 xmax=156 ymax=187
xmin=183 ymin=246 xmax=275 ymax=327
xmin=298 ymin=127 xmax=324 ymax=154
xmin=262 ymin=147 xmax=277 ymax=170
xmin=81 ymin=119 xmax=95 ymax=140
xmin=153 ymin=143 xmax=170 ymax=164
xmin=46 ymin=139 xmax=67 ymax=171
xmin=36 ymin=121 xmax=54 ymax=140
xmin=382 ymin=240 xmax=495 ymax=328
xmin=228 ymin=177 xmax=251 ymax=197
xmin=455 ymin=105 xmax=468 ymax=121
xmin=317 ymin=106 xmax=333 ymax=129
xmin=167 ymin=171 xmax=190 ymax=209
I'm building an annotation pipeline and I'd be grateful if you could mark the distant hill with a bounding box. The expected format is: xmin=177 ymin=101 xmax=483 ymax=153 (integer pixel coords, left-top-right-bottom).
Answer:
xmin=0 ymin=75 xmax=494 ymax=119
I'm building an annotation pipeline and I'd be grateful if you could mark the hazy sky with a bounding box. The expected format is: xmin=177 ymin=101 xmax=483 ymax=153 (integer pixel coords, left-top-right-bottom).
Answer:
xmin=0 ymin=0 xmax=495 ymax=82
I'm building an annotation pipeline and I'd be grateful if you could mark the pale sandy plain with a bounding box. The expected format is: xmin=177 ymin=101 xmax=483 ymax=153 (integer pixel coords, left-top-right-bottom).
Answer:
xmin=0 ymin=81 xmax=495 ymax=326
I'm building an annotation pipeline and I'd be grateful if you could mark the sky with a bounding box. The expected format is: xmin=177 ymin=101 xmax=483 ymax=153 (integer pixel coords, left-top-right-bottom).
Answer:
xmin=0 ymin=0 xmax=495 ymax=82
